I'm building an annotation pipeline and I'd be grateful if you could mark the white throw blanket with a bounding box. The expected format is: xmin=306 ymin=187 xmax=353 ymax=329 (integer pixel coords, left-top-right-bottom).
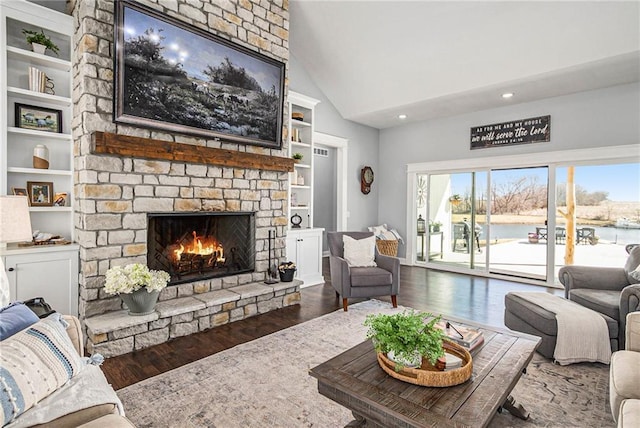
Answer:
xmin=510 ymin=292 xmax=611 ymax=365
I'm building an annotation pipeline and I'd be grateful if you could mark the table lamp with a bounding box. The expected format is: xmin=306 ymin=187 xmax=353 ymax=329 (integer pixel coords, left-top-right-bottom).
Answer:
xmin=0 ymin=195 xmax=33 ymax=248
xmin=0 ymin=196 xmax=32 ymax=306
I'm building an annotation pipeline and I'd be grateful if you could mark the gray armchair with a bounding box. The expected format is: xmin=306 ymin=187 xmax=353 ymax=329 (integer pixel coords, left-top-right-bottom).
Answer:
xmin=327 ymin=231 xmax=400 ymax=311
xmin=559 ymin=245 xmax=640 ymax=350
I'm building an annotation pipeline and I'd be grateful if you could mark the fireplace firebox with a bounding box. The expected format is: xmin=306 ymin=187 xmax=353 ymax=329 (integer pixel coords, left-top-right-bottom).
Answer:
xmin=147 ymin=212 xmax=255 ymax=285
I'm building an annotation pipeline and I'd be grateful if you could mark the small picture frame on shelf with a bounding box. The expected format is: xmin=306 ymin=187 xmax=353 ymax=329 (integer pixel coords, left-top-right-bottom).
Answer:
xmin=53 ymin=192 xmax=68 ymax=207
xmin=12 ymin=187 xmax=30 ymax=205
xmin=15 ymin=103 xmax=62 ymax=133
xmin=27 ymin=181 xmax=53 ymax=207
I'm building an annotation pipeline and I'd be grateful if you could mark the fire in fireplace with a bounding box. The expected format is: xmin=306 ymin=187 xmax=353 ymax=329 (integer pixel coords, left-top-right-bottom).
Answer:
xmin=147 ymin=212 xmax=255 ymax=285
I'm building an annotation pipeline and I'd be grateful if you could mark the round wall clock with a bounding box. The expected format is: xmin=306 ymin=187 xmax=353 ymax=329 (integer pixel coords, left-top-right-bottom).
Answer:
xmin=361 ymin=166 xmax=374 ymax=194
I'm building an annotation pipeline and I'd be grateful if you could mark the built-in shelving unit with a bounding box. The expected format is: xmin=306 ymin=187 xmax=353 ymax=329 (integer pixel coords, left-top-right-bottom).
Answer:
xmin=1 ymin=0 xmax=74 ymax=240
xmin=1 ymin=1 xmax=79 ymax=316
xmin=285 ymin=91 xmax=324 ymax=287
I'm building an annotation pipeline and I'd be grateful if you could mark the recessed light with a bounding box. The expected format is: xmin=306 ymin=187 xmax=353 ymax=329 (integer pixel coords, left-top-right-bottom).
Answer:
xmin=502 ymin=93 xmax=514 ymax=99
xmin=398 ymin=114 xmax=407 ymax=119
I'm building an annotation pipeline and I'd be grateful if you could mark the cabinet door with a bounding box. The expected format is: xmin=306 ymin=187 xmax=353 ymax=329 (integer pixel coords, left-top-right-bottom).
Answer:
xmin=296 ymin=234 xmax=321 ymax=280
xmin=4 ymin=251 xmax=78 ymax=316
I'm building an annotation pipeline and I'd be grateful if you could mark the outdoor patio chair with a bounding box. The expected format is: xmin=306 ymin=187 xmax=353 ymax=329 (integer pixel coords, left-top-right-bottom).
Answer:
xmin=559 ymin=245 xmax=640 ymax=350
xmin=577 ymin=227 xmax=597 ymax=245
xmin=327 ymin=231 xmax=400 ymax=311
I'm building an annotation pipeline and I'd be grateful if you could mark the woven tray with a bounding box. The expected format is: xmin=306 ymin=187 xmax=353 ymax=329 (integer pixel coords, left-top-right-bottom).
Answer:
xmin=376 ymin=239 xmax=398 ymax=257
xmin=377 ymin=340 xmax=472 ymax=387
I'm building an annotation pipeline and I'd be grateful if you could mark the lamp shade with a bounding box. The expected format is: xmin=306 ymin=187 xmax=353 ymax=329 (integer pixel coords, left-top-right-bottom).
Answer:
xmin=0 ymin=196 xmax=33 ymax=243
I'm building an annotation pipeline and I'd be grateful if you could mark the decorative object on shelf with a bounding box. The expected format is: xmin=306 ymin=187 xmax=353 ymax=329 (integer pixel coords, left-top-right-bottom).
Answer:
xmin=22 ymin=28 xmax=59 ymax=56
xmin=291 ymin=112 xmax=304 ymax=121
xmin=32 ymin=144 xmax=49 ymax=169
xmin=291 ymin=128 xmax=300 ymax=142
xmin=291 ymin=213 xmax=302 ymax=228
xmin=292 ymin=152 xmax=303 ymax=162
xmin=28 ymin=66 xmax=46 ymax=92
xmin=360 ymin=166 xmax=374 ymax=194
xmin=44 ymin=76 xmax=55 ymax=95
xmin=297 ymin=173 xmax=304 ymax=186
xmin=53 ymin=192 xmax=68 ymax=207
xmin=114 ymin=0 xmax=285 ymax=149
xmin=26 ymin=181 xmax=53 ymax=207
xmin=15 ymin=103 xmax=62 ymax=133
xmin=431 ymin=221 xmax=442 ymax=233
xmin=278 ymin=261 xmax=296 ymax=282
xmin=364 ymin=310 xmax=445 ymax=371
xmin=103 ymin=263 xmax=170 ymax=316
xmin=11 ymin=187 xmax=29 ymax=201
xmin=265 ymin=229 xmax=278 ymax=284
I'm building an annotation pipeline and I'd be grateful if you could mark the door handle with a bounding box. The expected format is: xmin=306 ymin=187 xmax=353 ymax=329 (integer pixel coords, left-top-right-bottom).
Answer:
xmin=7 ymin=268 xmax=14 ymax=272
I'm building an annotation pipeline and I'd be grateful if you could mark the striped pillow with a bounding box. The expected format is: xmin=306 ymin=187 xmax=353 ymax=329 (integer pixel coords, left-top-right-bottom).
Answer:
xmin=0 ymin=314 xmax=85 ymax=426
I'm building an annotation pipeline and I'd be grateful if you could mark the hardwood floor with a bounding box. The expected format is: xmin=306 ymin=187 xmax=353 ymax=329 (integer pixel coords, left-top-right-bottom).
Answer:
xmin=101 ymin=262 xmax=562 ymax=390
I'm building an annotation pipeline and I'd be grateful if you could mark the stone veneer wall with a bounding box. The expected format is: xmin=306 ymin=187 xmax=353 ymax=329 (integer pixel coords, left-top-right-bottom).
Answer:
xmin=69 ymin=0 xmax=292 ymax=351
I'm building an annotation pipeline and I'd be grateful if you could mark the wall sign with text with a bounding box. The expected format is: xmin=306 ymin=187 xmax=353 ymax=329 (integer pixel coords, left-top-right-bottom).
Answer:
xmin=470 ymin=115 xmax=550 ymax=150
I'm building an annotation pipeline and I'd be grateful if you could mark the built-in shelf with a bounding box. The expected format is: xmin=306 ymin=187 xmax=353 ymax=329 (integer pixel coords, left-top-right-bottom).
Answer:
xmin=291 ymin=206 xmax=310 ymax=210
xmin=291 ymin=141 xmax=311 ymax=148
xmin=8 ymin=126 xmax=72 ymax=140
xmin=7 ymin=86 xmax=72 ymax=107
xmin=6 ymin=46 xmax=71 ymax=71
xmin=29 ymin=206 xmax=72 ymax=212
xmin=8 ymin=167 xmax=72 ymax=176
xmin=294 ymin=163 xmax=310 ymax=169
xmin=291 ymin=120 xmax=311 ymax=128
xmin=291 ymin=185 xmax=311 ymax=189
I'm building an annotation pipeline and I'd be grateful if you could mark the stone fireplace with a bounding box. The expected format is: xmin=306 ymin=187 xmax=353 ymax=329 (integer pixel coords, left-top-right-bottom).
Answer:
xmin=70 ymin=0 xmax=295 ymax=357
xmin=147 ymin=212 xmax=255 ymax=285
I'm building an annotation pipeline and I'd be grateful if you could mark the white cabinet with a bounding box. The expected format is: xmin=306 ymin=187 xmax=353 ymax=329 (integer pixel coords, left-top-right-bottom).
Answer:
xmin=285 ymin=228 xmax=324 ymax=287
xmin=2 ymin=245 xmax=79 ymax=316
xmin=1 ymin=1 xmax=74 ymax=241
xmin=288 ymin=91 xmax=320 ymax=229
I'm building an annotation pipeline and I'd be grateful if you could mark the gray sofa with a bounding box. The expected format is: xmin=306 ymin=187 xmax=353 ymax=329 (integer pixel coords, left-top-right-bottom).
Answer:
xmin=610 ymin=312 xmax=640 ymax=427
xmin=559 ymin=245 xmax=640 ymax=349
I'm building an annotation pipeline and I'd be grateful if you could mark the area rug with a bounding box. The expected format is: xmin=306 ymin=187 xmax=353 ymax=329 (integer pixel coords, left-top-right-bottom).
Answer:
xmin=117 ymin=300 xmax=614 ymax=427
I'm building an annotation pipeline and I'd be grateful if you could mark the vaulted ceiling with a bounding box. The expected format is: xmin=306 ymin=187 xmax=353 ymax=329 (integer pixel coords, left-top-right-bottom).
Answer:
xmin=289 ymin=1 xmax=640 ymax=129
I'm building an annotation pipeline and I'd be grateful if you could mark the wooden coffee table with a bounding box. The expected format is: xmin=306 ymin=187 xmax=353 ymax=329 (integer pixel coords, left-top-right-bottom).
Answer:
xmin=309 ymin=323 xmax=540 ymax=427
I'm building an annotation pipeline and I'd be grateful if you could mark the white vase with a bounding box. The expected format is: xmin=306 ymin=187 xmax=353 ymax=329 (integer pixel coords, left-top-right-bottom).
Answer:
xmin=387 ymin=350 xmax=422 ymax=368
xmin=33 ymin=144 xmax=49 ymax=169
xmin=31 ymin=43 xmax=47 ymax=55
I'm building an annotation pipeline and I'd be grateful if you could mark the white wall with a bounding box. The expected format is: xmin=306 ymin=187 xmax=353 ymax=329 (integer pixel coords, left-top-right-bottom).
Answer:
xmin=378 ymin=83 xmax=640 ymax=257
xmin=289 ymin=54 xmax=380 ymax=232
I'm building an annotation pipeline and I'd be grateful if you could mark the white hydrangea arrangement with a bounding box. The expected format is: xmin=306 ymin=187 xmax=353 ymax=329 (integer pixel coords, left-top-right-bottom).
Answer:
xmin=104 ymin=263 xmax=170 ymax=295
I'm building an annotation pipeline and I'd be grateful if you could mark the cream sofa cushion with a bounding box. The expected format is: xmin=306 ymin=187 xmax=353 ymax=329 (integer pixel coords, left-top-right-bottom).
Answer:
xmin=617 ymin=399 xmax=640 ymax=428
xmin=609 ymin=350 xmax=640 ymax=421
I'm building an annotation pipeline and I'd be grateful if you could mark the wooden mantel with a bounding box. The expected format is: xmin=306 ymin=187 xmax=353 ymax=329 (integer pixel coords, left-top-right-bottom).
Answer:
xmin=92 ymin=132 xmax=295 ymax=172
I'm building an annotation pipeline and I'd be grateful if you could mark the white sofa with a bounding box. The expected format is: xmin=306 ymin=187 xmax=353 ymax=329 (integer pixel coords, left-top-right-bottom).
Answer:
xmin=610 ymin=311 xmax=640 ymax=427
xmin=1 ymin=314 xmax=134 ymax=428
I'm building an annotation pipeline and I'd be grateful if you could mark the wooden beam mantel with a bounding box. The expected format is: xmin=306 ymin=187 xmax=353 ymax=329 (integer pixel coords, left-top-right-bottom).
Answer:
xmin=92 ymin=132 xmax=295 ymax=172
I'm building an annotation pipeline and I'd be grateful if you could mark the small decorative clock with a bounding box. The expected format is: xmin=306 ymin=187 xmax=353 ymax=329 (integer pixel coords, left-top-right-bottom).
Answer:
xmin=361 ymin=166 xmax=374 ymax=195
xmin=291 ymin=213 xmax=302 ymax=228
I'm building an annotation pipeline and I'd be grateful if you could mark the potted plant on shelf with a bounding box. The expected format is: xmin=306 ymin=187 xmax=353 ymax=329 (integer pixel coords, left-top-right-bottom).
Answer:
xmin=292 ymin=153 xmax=303 ymax=163
xmin=104 ymin=263 xmax=170 ymax=316
xmin=278 ymin=261 xmax=296 ymax=282
xmin=364 ymin=310 xmax=445 ymax=371
xmin=431 ymin=221 xmax=443 ymax=233
xmin=22 ymin=28 xmax=60 ymax=56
